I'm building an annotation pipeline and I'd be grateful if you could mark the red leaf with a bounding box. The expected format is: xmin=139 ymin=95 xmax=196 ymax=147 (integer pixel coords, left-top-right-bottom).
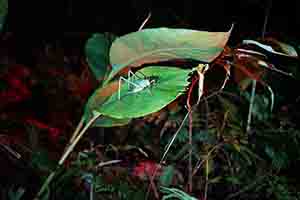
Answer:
xmin=132 ymin=161 xmax=161 ymax=180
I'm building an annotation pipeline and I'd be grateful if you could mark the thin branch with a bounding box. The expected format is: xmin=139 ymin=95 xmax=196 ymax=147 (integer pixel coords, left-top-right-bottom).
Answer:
xmin=188 ymin=105 xmax=193 ymax=192
xmin=59 ymin=113 xmax=100 ymax=165
xmin=204 ymin=159 xmax=209 ymax=200
xmin=192 ymin=143 xmax=223 ymax=176
xmin=69 ymin=116 xmax=85 ymax=144
xmin=145 ymin=109 xmax=191 ymax=200
xmin=35 ymin=113 xmax=101 ymax=199
xmin=96 ymin=159 xmax=122 ymax=169
xmin=262 ymin=0 xmax=273 ymax=39
xmin=138 ymin=12 xmax=152 ymax=31
xmin=186 ymin=74 xmax=202 ymax=192
xmin=246 ymin=80 xmax=257 ymax=133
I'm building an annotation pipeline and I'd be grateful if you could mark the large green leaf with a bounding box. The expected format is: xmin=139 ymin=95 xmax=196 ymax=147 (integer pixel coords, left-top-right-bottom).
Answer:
xmin=98 ymin=66 xmax=191 ymax=119
xmin=0 ymin=0 xmax=7 ymax=31
xmin=106 ymin=26 xmax=233 ymax=82
xmin=85 ymin=33 xmax=115 ymax=81
xmin=84 ymin=80 xmax=131 ymax=127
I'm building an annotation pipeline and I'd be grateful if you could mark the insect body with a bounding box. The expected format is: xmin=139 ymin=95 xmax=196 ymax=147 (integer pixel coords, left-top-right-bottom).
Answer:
xmin=118 ymin=70 xmax=158 ymax=100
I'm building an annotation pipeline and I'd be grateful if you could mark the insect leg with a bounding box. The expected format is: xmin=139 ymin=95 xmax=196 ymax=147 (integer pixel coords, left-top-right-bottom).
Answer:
xmin=127 ymin=70 xmax=137 ymax=89
xmin=118 ymin=76 xmax=142 ymax=100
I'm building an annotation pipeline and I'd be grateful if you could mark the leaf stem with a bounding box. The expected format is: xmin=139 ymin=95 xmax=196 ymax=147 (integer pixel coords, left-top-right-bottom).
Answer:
xmin=69 ymin=116 xmax=85 ymax=144
xmin=59 ymin=113 xmax=100 ymax=165
xmin=34 ymin=113 xmax=101 ymax=199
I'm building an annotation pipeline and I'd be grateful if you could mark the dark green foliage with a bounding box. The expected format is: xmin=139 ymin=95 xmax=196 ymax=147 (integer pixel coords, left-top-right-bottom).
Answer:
xmin=85 ymin=33 xmax=116 ymax=82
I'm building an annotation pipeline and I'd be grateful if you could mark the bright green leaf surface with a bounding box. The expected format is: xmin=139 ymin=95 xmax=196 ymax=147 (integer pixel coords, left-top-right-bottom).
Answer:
xmin=106 ymin=26 xmax=233 ymax=82
xmin=85 ymin=33 xmax=112 ymax=81
xmin=84 ymin=80 xmax=131 ymax=127
xmin=99 ymin=66 xmax=192 ymax=119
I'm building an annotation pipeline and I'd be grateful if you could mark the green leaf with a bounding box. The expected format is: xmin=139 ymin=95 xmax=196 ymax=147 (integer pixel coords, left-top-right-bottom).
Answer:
xmin=106 ymin=26 xmax=233 ymax=82
xmin=160 ymin=186 xmax=198 ymax=200
xmin=0 ymin=0 xmax=7 ymax=31
xmin=84 ymin=80 xmax=131 ymax=127
xmin=160 ymin=165 xmax=175 ymax=187
xmin=85 ymin=33 xmax=115 ymax=81
xmin=98 ymin=66 xmax=191 ymax=119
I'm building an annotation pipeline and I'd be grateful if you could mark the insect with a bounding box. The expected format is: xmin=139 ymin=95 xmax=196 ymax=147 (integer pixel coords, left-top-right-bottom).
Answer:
xmin=118 ymin=70 xmax=159 ymax=100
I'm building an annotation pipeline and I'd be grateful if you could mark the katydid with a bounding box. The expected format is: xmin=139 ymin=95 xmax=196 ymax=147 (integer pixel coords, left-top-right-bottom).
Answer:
xmin=118 ymin=70 xmax=159 ymax=100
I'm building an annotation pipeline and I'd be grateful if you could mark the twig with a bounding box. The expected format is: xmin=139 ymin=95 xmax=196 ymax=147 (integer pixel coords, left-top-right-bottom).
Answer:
xmin=192 ymin=143 xmax=223 ymax=176
xmin=261 ymin=0 xmax=273 ymax=39
xmin=138 ymin=12 xmax=152 ymax=31
xmin=59 ymin=113 xmax=100 ymax=165
xmin=246 ymin=80 xmax=256 ymax=133
xmin=188 ymin=106 xmax=193 ymax=192
xmin=145 ymin=109 xmax=191 ymax=200
xmin=147 ymin=173 xmax=160 ymax=199
xmin=96 ymin=159 xmax=122 ymax=169
xmin=204 ymin=159 xmax=209 ymax=200
xmin=186 ymin=76 xmax=200 ymax=193
xmin=34 ymin=113 xmax=101 ymax=199
xmin=69 ymin=116 xmax=85 ymax=144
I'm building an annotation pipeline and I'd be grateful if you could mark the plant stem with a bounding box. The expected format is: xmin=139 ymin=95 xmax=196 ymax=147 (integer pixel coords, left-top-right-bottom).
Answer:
xmin=188 ymin=108 xmax=193 ymax=193
xmin=59 ymin=113 xmax=100 ymax=165
xmin=69 ymin=116 xmax=85 ymax=144
xmin=204 ymin=159 xmax=209 ymax=200
xmin=145 ymin=110 xmax=191 ymax=200
xmin=34 ymin=113 xmax=101 ymax=199
xmin=246 ymin=80 xmax=256 ymax=133
xmin=262 ymin=0 xmax=272 ymax=39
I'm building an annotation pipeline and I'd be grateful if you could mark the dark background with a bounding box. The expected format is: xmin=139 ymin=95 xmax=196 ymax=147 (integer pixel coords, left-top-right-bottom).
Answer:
xmin=6 ymin=0 xmax=300 ymax=36
xmin=2 ymin=0 xmax=300 ymax=67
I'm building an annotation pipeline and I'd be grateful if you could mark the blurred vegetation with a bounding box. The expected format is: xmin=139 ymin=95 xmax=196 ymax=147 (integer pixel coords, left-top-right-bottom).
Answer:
xmin=1 ymin=1 xmax=300 ymax=200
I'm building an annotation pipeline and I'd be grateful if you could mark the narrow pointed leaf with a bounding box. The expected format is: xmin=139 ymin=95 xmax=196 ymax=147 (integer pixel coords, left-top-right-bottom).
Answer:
xmin=98 ymin=66 xmax=191 ymax=119
xmin=107 ymin=26 xmax=233 ymax=82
